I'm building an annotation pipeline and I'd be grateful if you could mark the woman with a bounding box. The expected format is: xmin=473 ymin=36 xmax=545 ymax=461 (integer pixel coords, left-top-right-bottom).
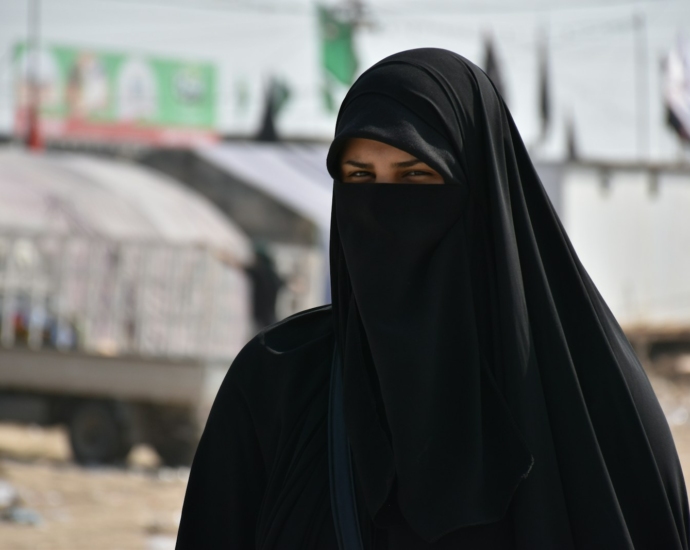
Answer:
xmin=176 ymin=48 xmax=689 ymax=549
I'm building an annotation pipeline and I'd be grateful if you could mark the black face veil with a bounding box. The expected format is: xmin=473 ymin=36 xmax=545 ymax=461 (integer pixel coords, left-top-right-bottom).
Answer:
xmin=327 ymin=49 xmax=689 ymax=547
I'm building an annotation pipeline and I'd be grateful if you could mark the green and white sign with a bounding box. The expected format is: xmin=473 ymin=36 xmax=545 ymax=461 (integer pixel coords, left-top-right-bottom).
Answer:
xmin=14 ymin=43 xmax=218 ymax=146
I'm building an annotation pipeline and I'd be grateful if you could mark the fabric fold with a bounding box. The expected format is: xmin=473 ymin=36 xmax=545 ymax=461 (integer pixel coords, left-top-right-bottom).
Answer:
xmin=331 ymin=182 xmax=533 ymax=542
xmin=327 ymin=47 xmax=689 ymax=547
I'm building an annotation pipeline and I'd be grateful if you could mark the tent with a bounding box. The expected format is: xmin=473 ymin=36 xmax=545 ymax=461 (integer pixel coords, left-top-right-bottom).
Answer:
xmin=0 ymin=148 xmax=253 ymax=359
xmin=0 ymin=148 xmax=252 ymax=264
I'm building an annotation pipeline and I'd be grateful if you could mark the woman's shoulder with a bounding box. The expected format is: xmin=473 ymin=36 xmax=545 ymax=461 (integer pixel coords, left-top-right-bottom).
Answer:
xmin=259 ymin=304 xmax=334 ymax=354
xmin=225 ymin=305 xmax=334 ymax=441
xmin=230 ymin=304 xmax=335 ymax=389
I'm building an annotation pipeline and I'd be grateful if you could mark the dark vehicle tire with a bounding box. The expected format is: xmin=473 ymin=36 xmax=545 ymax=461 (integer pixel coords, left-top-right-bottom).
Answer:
xmin=68 ymin=401 xmax=131 ymax=465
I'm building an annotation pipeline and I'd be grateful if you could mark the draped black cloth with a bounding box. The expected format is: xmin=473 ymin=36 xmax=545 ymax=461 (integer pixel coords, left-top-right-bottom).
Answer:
xmin=177 ymin=48 xmax=689 ymax=549
xmin=328 ymin=47 xmax=690 ymax=548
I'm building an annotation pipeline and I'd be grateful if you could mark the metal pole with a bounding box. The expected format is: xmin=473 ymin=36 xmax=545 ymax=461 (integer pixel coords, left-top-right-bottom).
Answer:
xmin=1 ymin=238 xmax=17 ymax=348
xmin=26 ymin=0 xmax=43 ymax=149
xmin=634 ymin=12 xmax=649 ymax=161
xmin=27 ymin=235 xmax=45 ymax=350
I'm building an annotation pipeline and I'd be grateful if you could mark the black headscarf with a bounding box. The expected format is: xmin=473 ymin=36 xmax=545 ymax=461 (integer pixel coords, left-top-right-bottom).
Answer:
xmin=327 ymin=48 xmax=690 ymax=547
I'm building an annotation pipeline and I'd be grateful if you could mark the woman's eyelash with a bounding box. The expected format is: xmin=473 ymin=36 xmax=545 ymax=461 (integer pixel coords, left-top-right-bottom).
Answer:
xmin=345 ymin=169 xmax=434 ymax=178
xmin=348 ymin=171 xmax=373 ymax=177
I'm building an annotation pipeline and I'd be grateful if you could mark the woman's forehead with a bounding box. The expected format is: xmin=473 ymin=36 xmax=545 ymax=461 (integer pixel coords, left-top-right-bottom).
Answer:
xmin=340 ymin=138 xmax=420 ymax=162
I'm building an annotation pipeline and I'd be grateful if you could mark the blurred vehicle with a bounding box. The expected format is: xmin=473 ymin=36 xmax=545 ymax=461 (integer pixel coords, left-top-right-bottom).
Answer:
xmin=0 ymin=149 xmax=253 ymax=465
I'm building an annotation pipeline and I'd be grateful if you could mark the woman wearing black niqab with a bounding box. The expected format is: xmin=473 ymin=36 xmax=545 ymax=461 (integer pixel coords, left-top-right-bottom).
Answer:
xmin=176 ymin=48 xmax=690 ymax=549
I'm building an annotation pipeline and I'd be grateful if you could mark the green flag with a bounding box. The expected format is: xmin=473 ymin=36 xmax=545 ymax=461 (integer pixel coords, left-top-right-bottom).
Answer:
xmin=318 ymin=5 xmax=358 ymax=87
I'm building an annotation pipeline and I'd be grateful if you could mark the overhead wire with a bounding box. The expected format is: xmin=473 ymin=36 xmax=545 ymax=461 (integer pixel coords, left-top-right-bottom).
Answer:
xmin=50 ymin=0 xmax=687 ymax=17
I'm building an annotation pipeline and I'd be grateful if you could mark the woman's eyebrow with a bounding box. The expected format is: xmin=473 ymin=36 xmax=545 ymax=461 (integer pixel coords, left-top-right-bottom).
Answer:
xmin=393 ymin=159 xmax=423 ymax=168
xmin=343 ymin=160 xmax=373 ymax=169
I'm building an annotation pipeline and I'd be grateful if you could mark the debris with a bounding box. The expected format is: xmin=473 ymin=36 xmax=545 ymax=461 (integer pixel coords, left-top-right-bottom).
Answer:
xmin=5 ymin=506 xmax=43 ymax=526
xmin=668 ymin=406 xmax=689 ymax=426
xmin=0 ymin=478 xmax=43 ymax=525
xmin=146 ymin=535 xmax=176 ymax=550
xmin=0 ymin=479 xmax=19 ymax=510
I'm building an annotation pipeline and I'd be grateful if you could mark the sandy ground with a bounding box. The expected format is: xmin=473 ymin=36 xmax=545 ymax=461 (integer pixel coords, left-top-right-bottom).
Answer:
xmin=0 ymin=429 xmax=186 ymax=550
xmin=2 ymin=368 xmax=690 ymax=550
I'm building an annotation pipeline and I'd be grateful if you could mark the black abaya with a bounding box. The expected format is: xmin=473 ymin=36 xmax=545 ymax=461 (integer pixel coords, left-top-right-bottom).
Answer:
xmin=177 ymin=48 xmax=690 ymax=549
xmin=176 ymin=305 xmax=518 ymax=549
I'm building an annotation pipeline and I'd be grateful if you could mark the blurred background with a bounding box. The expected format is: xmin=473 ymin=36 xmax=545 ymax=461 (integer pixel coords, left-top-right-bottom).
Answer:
xmin=0 ymin=0 xmax=689 ymax=548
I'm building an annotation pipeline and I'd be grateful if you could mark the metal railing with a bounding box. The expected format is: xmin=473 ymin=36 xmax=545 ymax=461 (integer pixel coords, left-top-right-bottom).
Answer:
xmin=0 ymin=232 xmax=251 ymax=361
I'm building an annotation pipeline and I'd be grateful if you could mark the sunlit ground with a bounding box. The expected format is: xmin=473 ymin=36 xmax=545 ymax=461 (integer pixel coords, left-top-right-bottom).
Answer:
xmin=1 ymin=368 xmax=690 ymax=550
xmin=0 ymin=425 xmax=186 ymax=550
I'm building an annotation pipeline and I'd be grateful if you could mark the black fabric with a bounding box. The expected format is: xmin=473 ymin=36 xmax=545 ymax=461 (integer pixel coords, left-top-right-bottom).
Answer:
xmin=176 ymin=306 xmax=520 ymax=549
xmin=329 ymin=344 xmax=365 ymax=550
xmin=177 ymin=47 xmax=690 ymax=549
xmin=176 ymin=306 xmax=340 ymax=550
xmin=328 ymin=48 xmax=690 ymax=548
xmin=331 ymin=183 xmax=532 ymax=543
xmin=176 ymin=305 xmax=520 ymax=549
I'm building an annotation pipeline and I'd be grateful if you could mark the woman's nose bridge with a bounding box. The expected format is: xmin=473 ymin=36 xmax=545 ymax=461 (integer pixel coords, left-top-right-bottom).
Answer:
xmin=375 ymin=166 xmax=399 ymax=183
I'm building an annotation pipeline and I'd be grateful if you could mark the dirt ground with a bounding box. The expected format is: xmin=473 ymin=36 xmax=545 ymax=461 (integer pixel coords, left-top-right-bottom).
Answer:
xmin=2 ymin=369 xmax=690 ymax=550
xmin=0 ymin=428 xmax=186 ymax=550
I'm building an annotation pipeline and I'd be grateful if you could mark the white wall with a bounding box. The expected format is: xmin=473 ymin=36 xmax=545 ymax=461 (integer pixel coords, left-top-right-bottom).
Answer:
xmin=563 ymin=165 xmax=690 ymax=328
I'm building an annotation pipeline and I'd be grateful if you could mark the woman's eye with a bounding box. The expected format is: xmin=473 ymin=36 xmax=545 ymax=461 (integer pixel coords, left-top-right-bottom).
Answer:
xmin=348 ymin=171 xmax=373 ymax=178
xmin=404 ymin=170 xmax=432 ymax=178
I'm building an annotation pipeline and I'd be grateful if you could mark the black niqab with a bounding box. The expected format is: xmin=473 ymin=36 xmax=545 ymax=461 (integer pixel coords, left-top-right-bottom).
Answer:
xmin=328 ymin=48 xmax=690 ymax=547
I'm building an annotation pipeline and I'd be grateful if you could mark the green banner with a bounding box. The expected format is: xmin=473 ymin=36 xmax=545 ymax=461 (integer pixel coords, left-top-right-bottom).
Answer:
xmin=318 ymin=6 xmax=358 ymax=87
xmin=14 ymin=43 xmax=217 ymax=145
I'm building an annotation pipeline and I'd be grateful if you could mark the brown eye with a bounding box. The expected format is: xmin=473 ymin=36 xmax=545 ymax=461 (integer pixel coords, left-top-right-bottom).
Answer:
xmin=345 ymin=170 xmax=375 ymax=180
xmin=403 ymin=170 xmax=436 ymax=179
